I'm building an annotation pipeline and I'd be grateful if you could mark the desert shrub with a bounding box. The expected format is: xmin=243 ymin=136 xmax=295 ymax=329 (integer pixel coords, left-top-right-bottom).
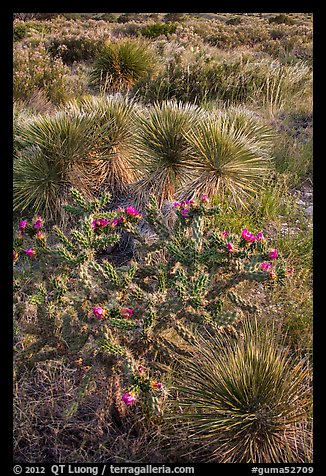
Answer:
xmin=173 ymin=318 xmax=311 ymax=462
xmin=13 ymin=23 xmax=28 ymax=42
xmin=13 ymin=189 xmax=291 ymax=416
xmin=163 ymin=13 xmax=185 ymax=23
xmin=140 ymin=22 xmax=177 ymax=39
xmin=117 ymin=13 xmax=144 ymax=24
xmin=101 ymin=13 xmax=117 ymax=22
xmin=13 ymin=42 xmax=86 ymax=104
xmin=47 ymin=36 xmax=104 ymax=64
xmin=226 ymin=16 xmax=242 ymax=25
xmin=89 ymin=39 xmax=157 ymax=92
xmin=269 ymin=14 xmax=296 ymax=25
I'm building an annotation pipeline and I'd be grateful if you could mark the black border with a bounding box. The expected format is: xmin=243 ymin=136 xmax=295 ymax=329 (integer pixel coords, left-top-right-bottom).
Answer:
xmin=4 ymin=3 xmax=320 ymax=474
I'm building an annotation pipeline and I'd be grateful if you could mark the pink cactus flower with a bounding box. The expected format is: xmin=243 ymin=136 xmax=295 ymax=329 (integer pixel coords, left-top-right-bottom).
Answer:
xmin=36 ymin=230 xmax=46 ymax=240
xmin=33 ymin=216 xmax=43 ymax=229
xmin=269 ymin=271 xmax=277 ymax=280
xmin=255 ymin=232 xmax=265 ymax=242
xmin=189 ymin=200 xmax=195 ymax=206
xmin=138 ymin=365 xmax=143 ymax=374
xmin=119 ymin=216 xmax=126 ymax=224
xmin=201 ymin=195 xmax=209 ymax=203
xmin=110 ymin=218 xmax=119 ymax=228
xmin=91 ymin=218 xmax=109 ymax=229
xmin=241 ymin=228 xmax=256 ymax=242
xmin=92 ymin=307 xmax=106 ymax=319
xmin=260 ymin=262 xmax=272 ymax=271
xmin=152 ymin=382 xmax=162 ymax=389
xmin=121 ymin=391 xmax=136 ymax=405
xmin=222 ymin=231 xmax=228 ymax=238
xmin=269 ymin=249 xmax=278 ymax=260
xmin=125 ymin=206 xmax=142 ymax=219
xmin=181 ymin=209 xmax=188 ymax=218
xmin=19 ymin=220 xmax=27 ymax=232
xmin=173 ymin=202 xmax=181 ymax=208
xmin=24 ymin=248 xmax=36 ymax=257
xmin=120 ymin=308 xmax=133 ymax=318
xmin=227 ymin=242 xmax=234 ymax=253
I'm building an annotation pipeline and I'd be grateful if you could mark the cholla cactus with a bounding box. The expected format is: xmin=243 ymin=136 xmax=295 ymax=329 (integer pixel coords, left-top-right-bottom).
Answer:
xmin=13 ymin=188 xmax=291 ymax=414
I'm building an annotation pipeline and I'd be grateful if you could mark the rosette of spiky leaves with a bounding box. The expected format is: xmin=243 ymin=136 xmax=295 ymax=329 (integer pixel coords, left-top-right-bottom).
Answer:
xmin=13 ymin=111 xmax=99 ymax=222
xmin=131 ymin=101 xmax=206 ymax=206
xmin=179 ymin=112 xmax=273 ymax=207
xmin=173 ymin=319 xmax=310 ymax=463
xmin=64 ymin=95 xmax=139 ymax=196
xmin=89 ymin=39 xmax=157 ymax=92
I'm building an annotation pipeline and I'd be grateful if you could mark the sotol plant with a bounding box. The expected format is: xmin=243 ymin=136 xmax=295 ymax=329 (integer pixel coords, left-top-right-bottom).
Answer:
xmin=179 ymin=109 xmax=274 ymax=207
xmin=131 ymin=101 xmax=206 ymax=206
xmin=13 ymin=111 xmax=99 ymax=222
xmin=173 ymin=319 xmax=311 ymax=463
xmin=89 ymin=39 xmax=157 ymax=92
xmin=63 ymin=95 xmax=139 ymax=197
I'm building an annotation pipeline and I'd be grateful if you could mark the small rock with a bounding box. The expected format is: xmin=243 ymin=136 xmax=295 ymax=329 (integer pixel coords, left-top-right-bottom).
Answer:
xmin=304 ymin=192 xmax=313 ymax=198
xmin=305 ymin=206 xmax=313 ymax=216
xmin=297 ymin=199 xmax=306 ymax=206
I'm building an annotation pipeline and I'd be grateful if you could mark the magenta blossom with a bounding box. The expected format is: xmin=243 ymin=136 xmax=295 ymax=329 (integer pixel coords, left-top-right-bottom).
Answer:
xmin=260 ymin=262 xmax=272 ymax=271
xmin=152 ymin=381 xmax=162 ymax=389
xmin=125 ymin=206 xmax=142 ymax=219
xmin=173 ymin=202 xmax=181 ymax=208
xmin=92 ymin=307 xmax=106 ymax=319
xmin=121 ymin=391 xmax=136 ymax=405
xmin=255 ymin=232 xmax=265 ymax=242
xmin=222 ymin=231 xmax=228 ymax=238
xmin=181 ymin=209 xmax=188 ymax=218
xmin=241 ymin=228 xmax=256 ymax=243
xmin=201 ymin=195 xmax=209 ymax=203
xmin=227 ymin=242 xmax=234 ymax=253
xmin=19 ymin=220 xmax=27 ymax=233
xmin=33 ymin=216 xmax=43 ymax=229
xmin=24 ymin=248 xmax=36 ymax=258
xmin=269 ymin=249 xmax=278 ymax=260
xmin=91 ymin=218 xmax=109 ymax=229
xmin=120 ymin=308 xmax=133 ymax=318
xmin=110 ymin=218 xmax=119 ymax=228
xmin=138 ymin=365 xmax=143 ymax=374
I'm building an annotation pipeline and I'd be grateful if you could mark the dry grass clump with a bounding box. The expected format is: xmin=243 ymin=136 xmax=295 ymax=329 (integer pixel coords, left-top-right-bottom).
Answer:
xmin=13 ymin=360 xmax=196 ymax=463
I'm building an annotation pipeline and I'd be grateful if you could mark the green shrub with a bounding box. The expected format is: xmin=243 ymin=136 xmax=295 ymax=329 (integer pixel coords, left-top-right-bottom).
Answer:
xmin=140 ymin=22 xmax=177 ymax=39
xmin=101 ymin=13 xmax=117 ymax=22
xmin=13 ymin=24 xmax=28 ymax=42
xmin=269 ymin=14 xmax=296 ymax=25
xmin=13 ymin=42 xmax=87 ymax=104
xmin=163 ymin=13 xmax=185 ymax=23
xmin=47 ymin=36 xmax=104 ymax=64
xmin=117 ymin=13 xmax=144 ymax=24
xmin=226 ymin=16 xmax=242 ymax=25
